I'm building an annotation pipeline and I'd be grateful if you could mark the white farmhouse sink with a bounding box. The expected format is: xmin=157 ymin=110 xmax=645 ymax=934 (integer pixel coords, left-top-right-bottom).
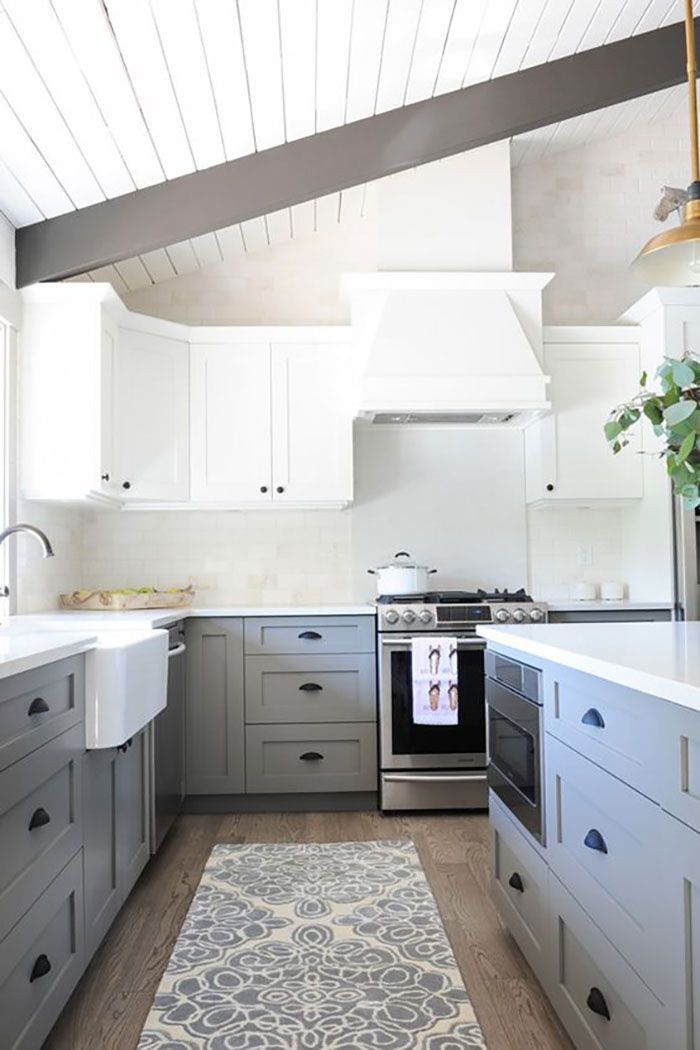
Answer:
xmin=85 ymin=629 xmax=168 ymax=748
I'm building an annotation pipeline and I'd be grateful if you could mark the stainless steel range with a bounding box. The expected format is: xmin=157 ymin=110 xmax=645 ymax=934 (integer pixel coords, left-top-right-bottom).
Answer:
xmin=377 ymin=590 xmax=547 ymax=811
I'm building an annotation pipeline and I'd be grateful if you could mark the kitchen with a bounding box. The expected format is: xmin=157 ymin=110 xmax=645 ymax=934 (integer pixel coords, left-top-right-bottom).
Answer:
xmin=1 ymin=3 xmax=700 ymax=1049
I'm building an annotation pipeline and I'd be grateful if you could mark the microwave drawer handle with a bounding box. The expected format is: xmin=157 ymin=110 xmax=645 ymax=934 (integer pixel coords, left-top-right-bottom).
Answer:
xmin=383 ymin=773 xmax=487 ymax=784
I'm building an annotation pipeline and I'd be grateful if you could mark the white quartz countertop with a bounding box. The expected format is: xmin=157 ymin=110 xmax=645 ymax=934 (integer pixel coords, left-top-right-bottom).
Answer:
xmin=478 ymin=622 xmax=700 ymax=712
xmin=10 ymin=605 xmax=376 ymax=630
xmin=0 ymin=630 xmax=97 ymax=679
xmin=545 ymin=600 xmax=674 ymax=611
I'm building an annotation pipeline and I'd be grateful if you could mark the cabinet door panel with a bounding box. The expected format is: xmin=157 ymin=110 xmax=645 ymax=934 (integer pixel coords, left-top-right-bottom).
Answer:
xmin=185 ymin=619 xmax=245 ymax=794
xmin=116 ymin=729 xmax=149 ymax=897
xmin=190 ymin=343 xmax=272 ymax=502
xmin=271 ymin=343 xmax=353 ymax=504
xmin=83 ymin=747 xmax=119 ymax=962
xmin=114 ymin=329 xmax=189 ymax=500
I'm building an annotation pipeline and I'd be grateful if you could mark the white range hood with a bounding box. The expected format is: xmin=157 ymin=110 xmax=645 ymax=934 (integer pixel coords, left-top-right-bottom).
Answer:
xmin=343 ymin=272 xmax=554 ymax=426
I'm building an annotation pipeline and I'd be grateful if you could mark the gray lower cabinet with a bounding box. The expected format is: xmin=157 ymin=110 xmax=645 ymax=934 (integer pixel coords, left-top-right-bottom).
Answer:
xmin=185 ymin=618 xmax=245 ymax=794
xmin=0 ymin=655 xmax=84 ymax=773
xmin=246 ymin=723 xmax=377 ymax=793
xmin=245 ymin=654 xmax=376 ymax=723
xmin=83 ymin=728 xmax=150 ymax=961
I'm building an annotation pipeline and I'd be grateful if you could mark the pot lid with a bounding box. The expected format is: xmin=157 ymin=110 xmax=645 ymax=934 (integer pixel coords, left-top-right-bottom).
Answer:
xmin=375 ymin=551 xmax=427 ymax=570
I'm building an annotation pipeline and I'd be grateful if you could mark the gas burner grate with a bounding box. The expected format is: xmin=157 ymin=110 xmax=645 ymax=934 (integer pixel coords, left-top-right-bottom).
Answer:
xmin=375 ymin=588 xmax=533 ymax=605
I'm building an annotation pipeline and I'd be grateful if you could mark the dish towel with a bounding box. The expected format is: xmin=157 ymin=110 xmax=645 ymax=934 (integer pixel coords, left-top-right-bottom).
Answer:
xmin=412 ymin=636 xmax=459 ymax=726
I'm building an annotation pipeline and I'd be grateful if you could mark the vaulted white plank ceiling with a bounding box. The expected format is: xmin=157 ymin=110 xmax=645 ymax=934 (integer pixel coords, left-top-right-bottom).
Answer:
xmin=0 ymin=0 xmax=696 ymax=291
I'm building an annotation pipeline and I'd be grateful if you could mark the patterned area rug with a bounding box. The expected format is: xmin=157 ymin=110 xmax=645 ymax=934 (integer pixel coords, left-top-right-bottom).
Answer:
xmin=139 ymin=840 xmax=486 ymax=1049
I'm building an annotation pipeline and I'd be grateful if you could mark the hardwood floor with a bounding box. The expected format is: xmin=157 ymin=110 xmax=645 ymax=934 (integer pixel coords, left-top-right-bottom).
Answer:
xmin=45 ymin=811 xmax=573 ymax=1050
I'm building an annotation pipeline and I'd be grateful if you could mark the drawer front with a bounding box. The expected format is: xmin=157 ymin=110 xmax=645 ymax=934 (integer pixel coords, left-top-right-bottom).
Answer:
xmin=244 ymin=616 xmax=375 ymax=655
xmin=246 ymin=723 xmax=377 ymax=793
xmin=0 ymin=725 xmax=83 ymax=942
xmin=0 ymin=851 xmax=84 ymax=1050
xmin=546 ymin=735 xmax=670 ymax=1002
xmin=0 ymin=657 xmax=84 ymax=772
xmin=490 ymin=792 xmax=548 ymax=978
xmin=547 ymin=873 xmax=671 ymax=1050
xmin=245 ymin=654 xmax=376 ymax=723
xmin=544 ymin=665 xmax=660 ymax=799
xmin=656 ymin=701 xmax=700 ymax=836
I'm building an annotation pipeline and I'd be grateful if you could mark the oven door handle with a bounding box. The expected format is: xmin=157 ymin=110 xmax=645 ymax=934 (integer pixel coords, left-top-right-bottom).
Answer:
xmin=380 ymin=637 xmax=485 ymax=649
xmin=383 ymin=773 xmax=487 ymax=784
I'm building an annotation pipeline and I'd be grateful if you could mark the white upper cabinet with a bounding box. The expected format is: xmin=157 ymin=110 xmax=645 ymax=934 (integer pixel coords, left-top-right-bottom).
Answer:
xmin=20 ymin=285 xmax=123 ymax=506
xmin=271 ymin=343 xmax=353 ymax=505
xmin=525 ymin=329 xmax=644 ymax=504
xmin=113 ymin=328 xmax=189 ymax=501
xmin=190 ymin=342 xmax=272 ymax=504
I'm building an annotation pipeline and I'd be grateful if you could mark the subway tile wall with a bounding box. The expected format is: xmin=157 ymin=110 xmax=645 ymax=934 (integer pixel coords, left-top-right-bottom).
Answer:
xmin=527 ymin=506 xmax=624 ymax=602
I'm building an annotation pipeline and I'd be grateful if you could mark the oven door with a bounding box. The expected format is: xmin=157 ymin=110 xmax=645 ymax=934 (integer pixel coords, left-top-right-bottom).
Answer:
xmin=486 ymin=677 xmax=543 ymax=843
xmin=379 ymin=634 xmax=487 ymax=770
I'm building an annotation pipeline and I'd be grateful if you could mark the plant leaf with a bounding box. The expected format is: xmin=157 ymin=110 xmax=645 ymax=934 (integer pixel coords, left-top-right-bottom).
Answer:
xmin=604 ymin=420 xmax=622 ymax=442
xmin=672 ymin=360 xmax=696 ymax=387
xmin=643 ymin=400 xmax=663 ymax=425
xmin=680 ymin=431 xmax=696 ymax=462
xmin=640 ymin=370 xmax=648 ymax=388
xmin=664 ymin=399 xmax=696 ymax=425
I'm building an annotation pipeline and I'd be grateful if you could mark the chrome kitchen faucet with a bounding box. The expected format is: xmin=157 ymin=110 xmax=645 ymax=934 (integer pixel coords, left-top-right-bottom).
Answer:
xmin=0 ymin=523 xmax=54 ymax=599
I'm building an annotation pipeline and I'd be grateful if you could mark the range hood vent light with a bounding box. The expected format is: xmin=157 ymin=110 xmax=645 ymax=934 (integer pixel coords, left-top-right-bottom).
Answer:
xmin=371 ymin=411 xmax=520 ymax=425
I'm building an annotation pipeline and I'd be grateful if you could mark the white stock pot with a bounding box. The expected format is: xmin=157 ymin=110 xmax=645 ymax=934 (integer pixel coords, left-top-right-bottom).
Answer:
xmin=368 ymin=552 xmax=437 ymax=596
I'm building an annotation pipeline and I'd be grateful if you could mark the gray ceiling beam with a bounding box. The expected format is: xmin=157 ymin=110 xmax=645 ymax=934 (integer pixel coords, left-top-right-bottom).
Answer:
xmin=15 ymin=19 xmax=697 ymax=287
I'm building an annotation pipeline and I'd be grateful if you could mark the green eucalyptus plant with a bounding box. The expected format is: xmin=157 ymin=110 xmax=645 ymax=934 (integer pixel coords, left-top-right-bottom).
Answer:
xmin=604 ymin=353 xmax=700 ymax=509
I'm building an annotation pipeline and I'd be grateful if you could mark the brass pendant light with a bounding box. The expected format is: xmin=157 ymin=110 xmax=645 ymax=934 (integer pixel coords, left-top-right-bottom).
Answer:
xmin=632 ymin=0 xmax=700 ymax=285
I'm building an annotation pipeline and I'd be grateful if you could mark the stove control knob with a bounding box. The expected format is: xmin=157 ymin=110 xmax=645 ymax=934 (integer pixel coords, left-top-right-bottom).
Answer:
xmin=418 ymin=609 xmax=433 ymax=624
xmin=530 ymin=608 xmax=545 ymax=623
xmin=512 ymin=608 xmax=526 ymax=623
xmin=402 ymin=609 xmax=417 ymax=624
xmin=384 ymin=609 xmax=400 ymax=625
xmin=495 ymin=609 xmax=510 ymax=623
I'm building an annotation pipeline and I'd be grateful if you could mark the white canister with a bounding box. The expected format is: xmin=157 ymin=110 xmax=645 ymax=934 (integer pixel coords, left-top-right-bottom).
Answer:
xmin=574 ymin=582 xmax=598 ymax=601
xmin=601 ymin=580 xmax=624 ymax=602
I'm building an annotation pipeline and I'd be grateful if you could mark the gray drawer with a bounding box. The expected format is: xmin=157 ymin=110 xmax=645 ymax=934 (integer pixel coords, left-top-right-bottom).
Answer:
xmin=245 ymin=654 xmax=376 ymax=724
xmin=0 ymin=851 xmax=84 ymax=1050
xmin=246 ymin=723 xmax=377 ymax=793
xmin=244 ymin=616 xmax=375 ymax=655
xmin=0 ymin=657 xmax=84 ymax=772
xmin=0 ymin=724 xmax=83 ymax=942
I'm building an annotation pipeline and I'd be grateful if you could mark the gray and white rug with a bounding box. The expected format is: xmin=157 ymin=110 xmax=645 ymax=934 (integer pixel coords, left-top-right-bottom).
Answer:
xmin=139 ymin=839 xmax=486 ymax=1049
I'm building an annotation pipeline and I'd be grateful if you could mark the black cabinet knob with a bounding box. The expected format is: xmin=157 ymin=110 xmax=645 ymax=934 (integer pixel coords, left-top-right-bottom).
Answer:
xmin=28 ymin=807 xmax=51 ymax=831
xmin=117 ymin=742 xmax=128 ymax=753
xmin=260 ymin=485 xmax=268 ymax=493
xmin=298 ymin=631 xmax=322 ymax=640
xmin=28 ymin=697 xmax=49 ymax=716
xmin=582 ymin=708 xmax=605 ymax=728
xmin=298 ymin=682 xmax=323 ymax=692
xmin=584 ymin=828 xmax=608 ymax=854
xmin=122 ymin=481 xmax=131 ymax=490
xmin=586 ymin=987 xmax=611 ymax=1021
xmin=29 ymin=954 xmax=52 ymax=983
xmin=508 ymin=872 xmax=524 ymax=892
xmin=546 ymin=483 xmax=555 ymax=492
xmin=101 ymin=472 xmax=110 ymax=482
xmin=276 ymin=486 xmax=284 ymax=494
xmin=299 ymin=751 xmax=324 ymax=761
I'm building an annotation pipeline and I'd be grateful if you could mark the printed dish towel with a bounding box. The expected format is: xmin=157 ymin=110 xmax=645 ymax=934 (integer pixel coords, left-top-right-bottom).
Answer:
xmin=412 ymin=636 xmax=459 ymax=725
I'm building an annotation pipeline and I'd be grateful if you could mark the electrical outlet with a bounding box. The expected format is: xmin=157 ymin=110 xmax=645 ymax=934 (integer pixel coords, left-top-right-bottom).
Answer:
xmin=577 ymin=543 xmax=593 ymax=568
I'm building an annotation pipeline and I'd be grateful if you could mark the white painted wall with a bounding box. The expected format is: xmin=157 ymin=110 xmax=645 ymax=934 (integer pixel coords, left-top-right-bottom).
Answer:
xmin=15 ymin=500 xmax=83 ymax=613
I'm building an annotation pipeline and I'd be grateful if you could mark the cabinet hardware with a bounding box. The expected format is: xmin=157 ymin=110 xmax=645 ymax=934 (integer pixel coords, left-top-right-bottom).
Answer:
xmin=276 ymin=486 xmax=284 ymax=493
xmin=122 ymin=481 xmax=131 ymax=490
xmin=508 ymin=872 xmax=524 ymax=892
xmin=260 ymin=485 xmax=268 ymax=493
xmin=584 ymin=828 xmax=608 ymax=854
xmin=28 ymin=807 xmax=51 ymax=831
xmin=586 ymin=987 xmax=611 ymax=1021
xmin=101 ymin=472 xmax=110 ymax=482
xmin=298 ymin=682 xmax=323 ymax=692
xmin=29 ymin=954 xmax=52 ymax=983
xmin=581 ymin=707 xmax=605 ymax=728
xmin=28 ymin=696 xmax=49 ymax=716
xmin=298 ymin=631 xmax=322 ymax=640
xmin=299 ymin=751 xmax=324 ymax=761
xmin=546 ymin=483 xmax=555 ymax=492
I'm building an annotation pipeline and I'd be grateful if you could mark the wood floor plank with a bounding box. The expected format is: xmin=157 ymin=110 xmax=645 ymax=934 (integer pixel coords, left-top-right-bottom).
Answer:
xmin=44 ymin=810 xmax=572 ymax=1050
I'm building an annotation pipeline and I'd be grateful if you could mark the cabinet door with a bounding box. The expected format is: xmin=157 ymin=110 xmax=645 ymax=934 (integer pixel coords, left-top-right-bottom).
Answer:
xmin=185 ymin=619 xmax=245 ymax=794
xmin=82 ymin=747 xmax=120 ymax=962
xmin=113 ymin=328 xmax=189 ymax=501
xmin=271 ymin=343 xmax=353 ymax=504
xmin=115 ymin=730 xmax=150 ymax=898
xmin=665 ymin=814 xmax=700 ymax=1050
xmin=99 ymin=315 xmax=118 ymax=498
xmin=190 ymin=343 xmax=272 ymax=502
xmin=527 ymin=343 xmax=643 ymax=502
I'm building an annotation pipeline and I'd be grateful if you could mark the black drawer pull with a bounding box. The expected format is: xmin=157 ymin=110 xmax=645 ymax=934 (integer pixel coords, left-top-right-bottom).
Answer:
xmin=586 ymin=987 xmax=611 ymax=1021
xmin=28 ymin=807 xmax=51 ymax=831
xmin=582 ymin=707 xmax=605 ymax=728
xmin=299 ymin=682 xmax=323 ymax=692
xmin=298 ymin=631 xmax=322 ymax=640
xmin=29 ymin=954 xmax=52 ymax=982
xmin=508 ymin=872 xmax=524 ymax=892
xmin=299 ymin=751 xmax=324 ymax=761
xmin=584 ymin=828 xmax=608 ymax=854
xmin=28 ymin=697 xmax=49 ymax=716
